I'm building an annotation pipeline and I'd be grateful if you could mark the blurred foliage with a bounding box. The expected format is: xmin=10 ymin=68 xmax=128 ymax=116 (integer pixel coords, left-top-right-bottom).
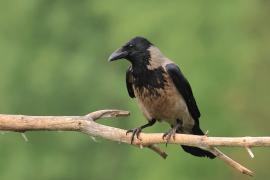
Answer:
xmin=0 ymin=0 xmax=269 ymax=180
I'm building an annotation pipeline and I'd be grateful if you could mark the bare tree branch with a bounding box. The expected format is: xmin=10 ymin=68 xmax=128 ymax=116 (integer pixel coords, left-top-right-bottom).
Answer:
xmin=1 ymin=110 xmax=269 ymax=176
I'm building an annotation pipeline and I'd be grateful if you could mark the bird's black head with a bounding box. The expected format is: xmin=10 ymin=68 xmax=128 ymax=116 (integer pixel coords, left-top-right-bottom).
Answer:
xmin=108 ymin=36 xmax=153 ymax=65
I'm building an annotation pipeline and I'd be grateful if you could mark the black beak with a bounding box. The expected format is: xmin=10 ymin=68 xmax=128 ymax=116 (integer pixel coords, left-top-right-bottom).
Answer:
xmin=108 ymin=48 xmax=128 ymax=62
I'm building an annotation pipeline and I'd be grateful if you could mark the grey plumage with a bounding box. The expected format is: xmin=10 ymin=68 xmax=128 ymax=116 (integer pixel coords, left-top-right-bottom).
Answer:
xmin=109 ymin=36 xmax=215 ymax=159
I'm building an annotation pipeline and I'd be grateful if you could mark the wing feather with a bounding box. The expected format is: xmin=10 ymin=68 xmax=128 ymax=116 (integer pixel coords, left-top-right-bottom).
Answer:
xmin=166 ymin=63 xmax=201 ymax=121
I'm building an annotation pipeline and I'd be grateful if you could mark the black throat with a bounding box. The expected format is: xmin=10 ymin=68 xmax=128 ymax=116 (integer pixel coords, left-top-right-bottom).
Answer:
xmin=131 ymin=51 xmax=166 ymax=96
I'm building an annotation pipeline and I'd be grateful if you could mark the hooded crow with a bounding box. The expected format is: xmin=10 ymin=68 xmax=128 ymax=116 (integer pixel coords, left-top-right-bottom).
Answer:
xmin=108 ymin=36 xmax=215 ymax=159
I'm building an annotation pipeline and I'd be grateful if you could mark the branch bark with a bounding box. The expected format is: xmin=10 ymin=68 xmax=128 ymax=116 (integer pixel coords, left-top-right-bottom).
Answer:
xmin=1 ymin=110 xmax=269 ymax=176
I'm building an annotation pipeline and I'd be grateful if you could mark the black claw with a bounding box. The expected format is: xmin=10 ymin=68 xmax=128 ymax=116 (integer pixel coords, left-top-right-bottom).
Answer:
xmin=162 ymin=132 xmax=169 ymax=147
xmin=162 ymin=132 xmax=168 ymax=140
xmin=162 ymin=128 xmax=177 ymax=147
xmin=126 ymin=129 xmax=133 ymax=135
xmin=126 ymin=128 xmax=142 ymax=144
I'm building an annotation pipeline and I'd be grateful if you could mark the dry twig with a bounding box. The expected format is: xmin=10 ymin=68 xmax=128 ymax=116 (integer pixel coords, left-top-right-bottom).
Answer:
xmin=1 ymin=110 xmax=270 ymax=176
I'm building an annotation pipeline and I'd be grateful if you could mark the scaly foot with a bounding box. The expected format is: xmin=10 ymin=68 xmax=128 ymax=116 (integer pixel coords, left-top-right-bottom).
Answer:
xmin=162 ymin=127 xmax=178 ymax=146
xmin=126 ymin=127 xmax=142 ymax=144
xmin=162 ymin=119 xmax=182 ymax=146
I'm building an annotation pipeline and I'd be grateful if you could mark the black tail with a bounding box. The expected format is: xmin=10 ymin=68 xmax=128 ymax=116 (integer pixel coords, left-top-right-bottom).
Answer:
xmin=180 ymin=125 xmax=216 ymax=159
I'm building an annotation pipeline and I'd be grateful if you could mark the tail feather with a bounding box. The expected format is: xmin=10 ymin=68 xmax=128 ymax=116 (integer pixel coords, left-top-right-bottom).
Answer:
xmin=181 ymin=145 xmax=216 ymax=159
xmin=179 ymin=124 xmax=216 ymax=159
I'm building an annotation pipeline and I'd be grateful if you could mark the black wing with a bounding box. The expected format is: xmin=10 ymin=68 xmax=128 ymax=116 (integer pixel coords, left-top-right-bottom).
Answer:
xmin=166 ymin=63 xmax=201 ymax=121
xmin=126 ymin=66 xmax=135 ymax=98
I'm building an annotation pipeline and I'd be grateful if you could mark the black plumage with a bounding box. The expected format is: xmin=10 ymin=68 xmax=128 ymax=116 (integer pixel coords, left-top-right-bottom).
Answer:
xmin=165 ymin=64 xmax=200 ymax=121
xmin=126 ymin=67 xmax=135 ymax=98
xmin=109 ymin=36 xmax=215 ymax=159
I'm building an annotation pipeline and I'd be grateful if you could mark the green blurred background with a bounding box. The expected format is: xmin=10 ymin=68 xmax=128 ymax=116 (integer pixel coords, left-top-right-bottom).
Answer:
xmin=0 ymin=0 xmax=269 ymax=179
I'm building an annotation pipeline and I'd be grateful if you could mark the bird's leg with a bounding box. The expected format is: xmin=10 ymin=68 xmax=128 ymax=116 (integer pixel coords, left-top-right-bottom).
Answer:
xmin=162 ymin=119 xmax=182 ymax=146
xmin=126 ymin=119 xmax=156 ymax=144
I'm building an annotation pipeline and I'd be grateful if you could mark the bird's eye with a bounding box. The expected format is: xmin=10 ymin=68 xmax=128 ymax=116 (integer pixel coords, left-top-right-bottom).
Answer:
xmin=128 ymin=44 xmax=133 ymax=48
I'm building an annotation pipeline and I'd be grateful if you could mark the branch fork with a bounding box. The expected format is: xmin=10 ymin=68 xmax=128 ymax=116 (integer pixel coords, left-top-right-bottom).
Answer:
xmin=1 ymin=109 xmax=270 ymax=177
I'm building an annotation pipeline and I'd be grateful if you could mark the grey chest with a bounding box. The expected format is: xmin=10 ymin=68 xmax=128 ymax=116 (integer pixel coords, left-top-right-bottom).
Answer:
xmin=133 ymin=77 xmax=192 ymax=126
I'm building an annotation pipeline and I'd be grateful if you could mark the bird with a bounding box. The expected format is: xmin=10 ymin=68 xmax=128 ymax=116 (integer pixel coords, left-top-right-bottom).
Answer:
xmin=108 ymin=36 xmax=215 ymax=159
